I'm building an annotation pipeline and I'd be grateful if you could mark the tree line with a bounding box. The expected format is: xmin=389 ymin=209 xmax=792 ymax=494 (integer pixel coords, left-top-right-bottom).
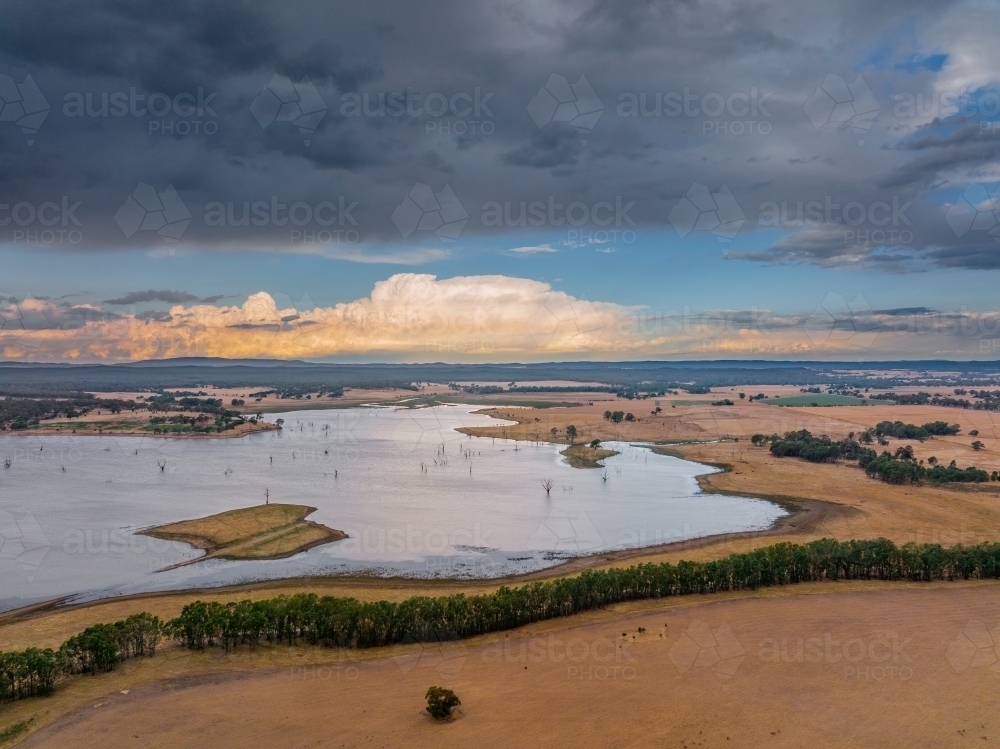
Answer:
xmin=870 ymin=390 xmax=1000 ymax=411
xmin=0 ymin=395 xmax=138 ymax=430
xmin=11 ymin=539 xmax=1000 ymax=704
xmin=0 ymin=613 xmax=160 ymax=702
xmin=756 ymin=428 xmax=993 ymax=485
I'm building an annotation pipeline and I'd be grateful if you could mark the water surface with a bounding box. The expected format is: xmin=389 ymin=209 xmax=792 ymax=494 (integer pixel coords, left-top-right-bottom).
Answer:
xmin=0 ymin=405 xmax=785 ymax=610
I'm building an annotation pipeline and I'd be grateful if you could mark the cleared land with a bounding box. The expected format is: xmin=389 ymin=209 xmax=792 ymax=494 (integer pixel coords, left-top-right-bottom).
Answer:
xmin=10 ymin=583 xmax=1000 ymax=749
xmin=141 ymin=504 xmax=346 ymax=568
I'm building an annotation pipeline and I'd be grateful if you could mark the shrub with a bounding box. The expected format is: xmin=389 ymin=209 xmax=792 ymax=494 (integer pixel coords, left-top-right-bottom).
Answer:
xmin=425 ymin=686 xmax=461 ymax=719
xmin=922 ymin=421 xmax=960 ymax=436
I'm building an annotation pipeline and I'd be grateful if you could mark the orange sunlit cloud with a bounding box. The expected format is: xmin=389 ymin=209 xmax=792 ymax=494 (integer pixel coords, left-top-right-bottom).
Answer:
xmin=0 ymin=274 xmax=996 ymax=362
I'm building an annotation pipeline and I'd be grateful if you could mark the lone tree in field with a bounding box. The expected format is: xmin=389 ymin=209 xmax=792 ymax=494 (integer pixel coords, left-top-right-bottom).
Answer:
xmin=541 ymin=478 xmax=554 ymax=495
xmin=425 ymin=686 xmax=461 ymax=720
xmin=566 ymin=425 xmax=577 ymax=441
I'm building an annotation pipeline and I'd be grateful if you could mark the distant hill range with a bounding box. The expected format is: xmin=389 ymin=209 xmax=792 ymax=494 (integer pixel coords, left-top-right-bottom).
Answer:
xmin=0 ymin=358 xmax=998 ymax=394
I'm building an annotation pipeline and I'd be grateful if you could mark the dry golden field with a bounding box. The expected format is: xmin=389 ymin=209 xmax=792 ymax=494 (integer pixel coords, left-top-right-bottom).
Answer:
xmin=10 ymin=583 xmax=1000 ymax=749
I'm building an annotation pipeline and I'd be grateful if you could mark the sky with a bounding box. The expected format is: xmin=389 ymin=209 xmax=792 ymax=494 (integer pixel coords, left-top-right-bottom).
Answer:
xmin=1 ymin=0 xmax=1000 ymax=362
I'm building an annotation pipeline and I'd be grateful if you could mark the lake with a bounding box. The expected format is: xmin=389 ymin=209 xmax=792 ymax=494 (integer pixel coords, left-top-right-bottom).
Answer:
xmin=0 ymin=405 xmax=786 ymax=610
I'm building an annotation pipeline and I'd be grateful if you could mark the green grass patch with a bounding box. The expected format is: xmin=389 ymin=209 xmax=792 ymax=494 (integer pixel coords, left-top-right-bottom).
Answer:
xmin=0 ymin=718 xmax=33 ymax=744
xmin=768 ymin=394 xmax=873 ymax=406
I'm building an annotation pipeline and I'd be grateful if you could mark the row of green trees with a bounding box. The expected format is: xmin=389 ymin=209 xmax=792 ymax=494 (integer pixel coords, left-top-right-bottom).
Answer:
xmin=0 ymin=613 xmax=161 ymax=703
xmin=12 ymin=539 xmax=1000 ymax=703
xmin=0 ymin=649 xmax=61 ymax=701
xmin=166 ymin=539 xmax=1000 ymax=651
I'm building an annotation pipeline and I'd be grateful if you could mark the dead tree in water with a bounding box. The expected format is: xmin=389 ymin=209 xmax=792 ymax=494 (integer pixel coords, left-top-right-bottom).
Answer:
xmin=601 ymin=470 xmax=608 ymax=482
xmin=541 ymin=478 xmax=554 ymax=496
xmin=157 ymin=460 xmax=166 ymax=472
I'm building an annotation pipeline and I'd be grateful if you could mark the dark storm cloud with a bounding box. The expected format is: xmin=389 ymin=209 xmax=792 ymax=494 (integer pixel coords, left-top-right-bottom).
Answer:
xmin=925 ymin=244 xmax=1000 ymax=270
xmin=502 ymin=125 xmax=583 ymax=169
xmin=878 ymin=123 xmax=1000 ymax=189
xmin=103 ymin=290 xmax=199 ymax=305
xmin=1 ymin=0 xmax=997 ymax=270
xmin=872 ymin=307 xmax=935 ymax=316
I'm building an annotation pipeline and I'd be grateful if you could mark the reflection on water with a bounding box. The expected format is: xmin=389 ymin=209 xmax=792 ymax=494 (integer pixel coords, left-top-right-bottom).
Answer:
xmin=0 ymin=405 xmax=785 ymax=610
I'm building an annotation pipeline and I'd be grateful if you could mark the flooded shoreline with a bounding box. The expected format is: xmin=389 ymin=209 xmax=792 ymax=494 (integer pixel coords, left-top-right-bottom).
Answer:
xmin=0 ymin=405 xmax=786 ymax=611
